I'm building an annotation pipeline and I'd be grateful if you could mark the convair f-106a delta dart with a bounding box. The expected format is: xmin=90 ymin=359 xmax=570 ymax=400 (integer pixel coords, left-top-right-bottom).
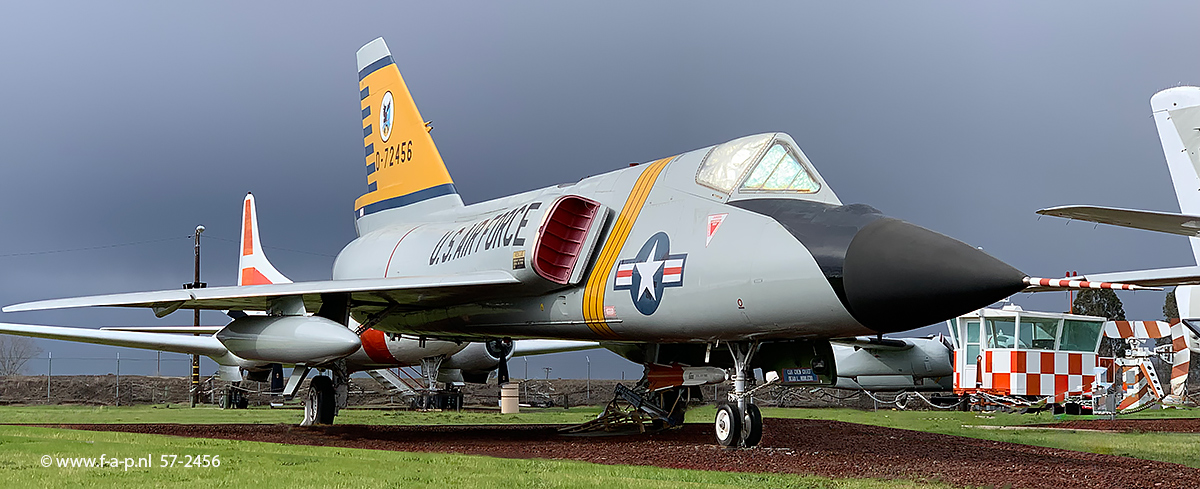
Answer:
xmin=3 ymin=38 xmax=1146 ymax=447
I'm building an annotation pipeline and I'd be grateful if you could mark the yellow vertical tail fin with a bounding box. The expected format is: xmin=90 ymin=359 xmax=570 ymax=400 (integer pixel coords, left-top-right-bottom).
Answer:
xmin=355 ymin=38 xmax=461 ymax=223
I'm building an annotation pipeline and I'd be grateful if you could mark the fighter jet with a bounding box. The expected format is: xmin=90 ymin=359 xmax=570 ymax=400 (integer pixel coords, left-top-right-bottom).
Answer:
xmin=4 ymin=38 xmax=1139 ymax=447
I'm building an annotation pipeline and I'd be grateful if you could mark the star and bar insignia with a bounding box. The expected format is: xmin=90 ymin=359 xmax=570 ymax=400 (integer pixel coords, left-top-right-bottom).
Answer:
xmin=614 ymin=232 xmax=687 ymax=315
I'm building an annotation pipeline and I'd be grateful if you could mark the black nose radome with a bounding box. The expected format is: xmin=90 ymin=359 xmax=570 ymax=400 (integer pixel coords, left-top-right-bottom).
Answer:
xmin=842 ymin=218 xmax=1027 ymax=332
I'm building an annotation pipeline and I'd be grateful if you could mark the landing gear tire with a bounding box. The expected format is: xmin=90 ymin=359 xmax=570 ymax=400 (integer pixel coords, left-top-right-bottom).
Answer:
xmin=307 ymin=375 xmax=336 ymax=425
xmin=715 ymin=403 xmax=741 ymax=447
xmin=740 ymin=403 xmax=763 ymax=447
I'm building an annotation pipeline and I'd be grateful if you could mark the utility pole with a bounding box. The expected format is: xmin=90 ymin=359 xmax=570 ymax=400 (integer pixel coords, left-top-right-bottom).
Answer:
xmin=1070 ymin=270 xmax=1080 ymax=314
xmin=116 ymin=352 xmax=120 ymax=407
xmin=586 ymin=355 xmax=590 ymax=401
xmin=1068 ymin=270 xmax=1077 ymax=314
xmin=46 ymin=352 xmax=51 ymax=404
xmin=187 ymin=225 xmax=206 ymax=407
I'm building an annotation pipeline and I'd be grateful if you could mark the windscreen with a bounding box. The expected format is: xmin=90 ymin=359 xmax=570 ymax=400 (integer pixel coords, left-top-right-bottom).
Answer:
xmin=695 ymin=134 xmax=772 ymax=193
xmin=740 ymin=143 xmax=821 ymax=193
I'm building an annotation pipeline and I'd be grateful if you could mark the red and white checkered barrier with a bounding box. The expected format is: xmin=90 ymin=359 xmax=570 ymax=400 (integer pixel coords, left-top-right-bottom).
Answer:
xmin=978 ymin=350 xmax=1097 ymax=397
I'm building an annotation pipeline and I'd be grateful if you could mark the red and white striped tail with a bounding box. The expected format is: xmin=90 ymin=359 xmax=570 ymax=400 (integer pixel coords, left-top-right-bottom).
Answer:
xmin=1024 ymin=277 xmax=1158 ymax=291
xmin=1102 ymin=320 xmax=1177 ymax=340
xmin=238 ymin=193 xmax=292 ymax=286
xmin=1165 ymin=322 xmax=1193 ymax=405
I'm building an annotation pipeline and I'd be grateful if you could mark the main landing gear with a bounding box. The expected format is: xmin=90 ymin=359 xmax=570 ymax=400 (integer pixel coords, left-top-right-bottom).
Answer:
xmin=218 ymin=383 xmax=249 ymax=410
xmin=717 ymin=342 xmax=764 ymax=448
xmin=297 ymin=360 xmax=349 ymax=426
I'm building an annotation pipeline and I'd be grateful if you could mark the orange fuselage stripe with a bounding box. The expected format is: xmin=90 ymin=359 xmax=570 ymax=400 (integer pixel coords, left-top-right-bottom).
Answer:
xmin=582 ymin=156 xmax=674 ymax=338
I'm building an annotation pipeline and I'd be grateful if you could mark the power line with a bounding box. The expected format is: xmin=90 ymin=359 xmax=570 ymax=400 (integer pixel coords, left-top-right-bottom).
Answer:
xmin=0 ymin=234 xmax=337 ymax=259
xmin=0 ymin=236 xmax=187 ymax=258
xmin=203 ymin=234 xmax=337 ymax=258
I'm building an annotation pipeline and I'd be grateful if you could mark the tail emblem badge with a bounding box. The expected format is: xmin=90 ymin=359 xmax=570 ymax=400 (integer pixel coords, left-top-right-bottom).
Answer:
xmin=379 ymin=91 xmax=394 ymax=142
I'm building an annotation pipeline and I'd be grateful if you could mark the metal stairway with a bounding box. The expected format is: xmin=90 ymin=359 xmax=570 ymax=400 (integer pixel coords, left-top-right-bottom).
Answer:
xmin=367 ymin=369 xmax=419 ymax=397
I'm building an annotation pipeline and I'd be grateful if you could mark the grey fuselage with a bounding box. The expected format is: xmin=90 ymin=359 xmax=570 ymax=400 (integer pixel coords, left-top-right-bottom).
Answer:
xmin=332 ymin=133 xmax=1025 ymax=344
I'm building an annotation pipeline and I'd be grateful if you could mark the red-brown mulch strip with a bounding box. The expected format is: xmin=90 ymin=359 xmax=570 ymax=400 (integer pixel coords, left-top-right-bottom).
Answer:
xmin=33 ymin=419 xmax=1198 ymax=489
xmin=1027 ymin=418 xmax=1200 ymax=433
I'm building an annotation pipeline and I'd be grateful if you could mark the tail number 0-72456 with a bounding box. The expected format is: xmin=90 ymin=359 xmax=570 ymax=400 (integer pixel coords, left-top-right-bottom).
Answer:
xmin=377 ymin=140 xmax=414 ymax=168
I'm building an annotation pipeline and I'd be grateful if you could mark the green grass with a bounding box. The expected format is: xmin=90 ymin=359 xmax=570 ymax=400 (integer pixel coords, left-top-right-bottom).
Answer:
xmin=0 ymin=404 xmax=603 ymax=426
xmin=1 ymin=404 xmax=1197 ymax=486
xmin=0 ymin=424 xmax=951 ymax=488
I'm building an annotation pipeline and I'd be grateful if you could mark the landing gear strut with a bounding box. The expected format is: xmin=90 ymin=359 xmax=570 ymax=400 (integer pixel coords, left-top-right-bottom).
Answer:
xmin=412 ymin=354 xmax=463 ymax=410
xmin=219 ymin=383 xmax=249 ymax=410
xmin=716 ymin=342 xmax=763 ymax=448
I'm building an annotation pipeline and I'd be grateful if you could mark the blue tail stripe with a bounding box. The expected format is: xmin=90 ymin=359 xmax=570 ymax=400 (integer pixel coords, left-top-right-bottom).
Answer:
xmin=364 ymin=144 xmax=374 ymax=157
xmin=360 ymin=87 xmax=370 ymax=100
xmin=363 ymin=125 xmax=373 ymax=138
xmin=360 ymin=184 xmax=458 ymax=217
xmin=358 ymin=56 xmax=395 ymax=81
xmin=362 ymin=106 xmax=371 ymax=119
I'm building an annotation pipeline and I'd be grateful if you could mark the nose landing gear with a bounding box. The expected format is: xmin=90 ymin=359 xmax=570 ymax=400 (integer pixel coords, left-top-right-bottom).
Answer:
xmin=717 ymin=342 xmax=766 ymax=448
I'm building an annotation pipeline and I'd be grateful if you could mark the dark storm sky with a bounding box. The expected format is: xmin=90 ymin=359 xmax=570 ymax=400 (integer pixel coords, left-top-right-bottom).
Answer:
xmin=2 ymin=2 xmax=1199 ymax=378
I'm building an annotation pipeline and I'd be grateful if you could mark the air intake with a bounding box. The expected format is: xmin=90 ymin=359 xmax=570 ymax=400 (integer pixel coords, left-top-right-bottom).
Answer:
xmin=533 ymin=195 xmax=607 ymax=285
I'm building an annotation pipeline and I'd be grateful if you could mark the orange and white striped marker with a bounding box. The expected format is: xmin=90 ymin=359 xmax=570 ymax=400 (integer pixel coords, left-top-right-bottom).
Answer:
xmin=1023 ymin=277 xmax=1159 ymax=291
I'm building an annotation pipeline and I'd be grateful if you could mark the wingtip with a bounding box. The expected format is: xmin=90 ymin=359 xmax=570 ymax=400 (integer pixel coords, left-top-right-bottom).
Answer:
xmin=1035 ymin=205 xmax=1077 ymax=215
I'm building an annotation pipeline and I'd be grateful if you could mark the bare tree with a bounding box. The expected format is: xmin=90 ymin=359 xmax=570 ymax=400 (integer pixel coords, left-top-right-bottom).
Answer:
xmin=0 ymin=336 xmax=41 ymax=376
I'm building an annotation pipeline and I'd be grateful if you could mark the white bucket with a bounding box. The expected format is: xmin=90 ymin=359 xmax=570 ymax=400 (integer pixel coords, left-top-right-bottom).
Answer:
xmin=500 ymin=383 xmax=520 ymax=414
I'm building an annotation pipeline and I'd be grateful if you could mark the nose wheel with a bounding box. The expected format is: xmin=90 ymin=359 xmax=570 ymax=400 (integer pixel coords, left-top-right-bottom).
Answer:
xmin=714 ymin=401 xmax=763 ymax=447
xmin=714 ymin=403 xmax=740 ymax=446
xmin=715 ymin=342 xmax=764 ymax=448
xmin=740 ymin=403 xmax=763 ymax=446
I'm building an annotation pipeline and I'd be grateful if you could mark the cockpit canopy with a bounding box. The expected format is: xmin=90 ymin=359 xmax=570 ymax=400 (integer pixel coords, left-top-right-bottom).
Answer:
xmin=694 ymin=133 xmax=821 ymax=195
